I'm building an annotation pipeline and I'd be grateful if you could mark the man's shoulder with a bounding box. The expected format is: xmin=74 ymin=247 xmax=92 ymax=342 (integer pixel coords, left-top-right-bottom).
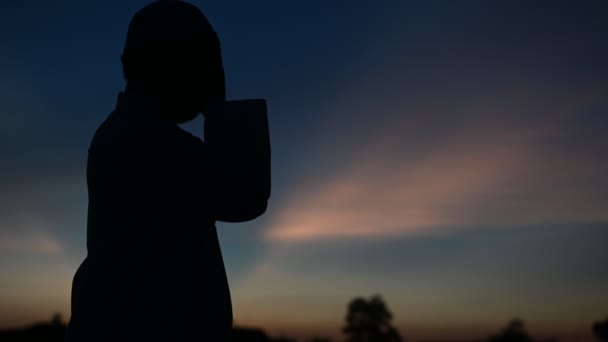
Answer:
xmin=87 ymin=113 xmax=208 ymax=182
xmin=90 ymin=109 xmax=203 ymax=151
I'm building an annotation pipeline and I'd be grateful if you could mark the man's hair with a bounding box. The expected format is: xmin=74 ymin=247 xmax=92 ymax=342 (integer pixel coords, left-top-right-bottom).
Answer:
xmin=121 ymin=0 xmax=222 ymax=93
xmin=121 ymin=32 xmax=220 ymax=85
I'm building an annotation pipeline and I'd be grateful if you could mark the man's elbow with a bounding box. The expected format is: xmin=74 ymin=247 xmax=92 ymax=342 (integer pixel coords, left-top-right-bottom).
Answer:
xmin=216 ymin=198 xmax=268 ymax=223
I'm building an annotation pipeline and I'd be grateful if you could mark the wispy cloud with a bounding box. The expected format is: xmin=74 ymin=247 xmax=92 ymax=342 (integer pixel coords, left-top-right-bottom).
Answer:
xmin=265 ymin=76 xmax=608 ymax=242
xmin=0 ymin=232 xmax=63 ymax=255
xmin=0 ymin=215 xmax=64 ymax=255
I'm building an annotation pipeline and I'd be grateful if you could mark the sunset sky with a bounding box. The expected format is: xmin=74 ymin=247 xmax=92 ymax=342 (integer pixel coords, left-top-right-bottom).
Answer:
xmin=1 ymin=1 xmax=607 ymax=341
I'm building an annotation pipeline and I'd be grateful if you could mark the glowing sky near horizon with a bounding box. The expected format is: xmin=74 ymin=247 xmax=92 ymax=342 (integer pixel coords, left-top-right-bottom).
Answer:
xmin=1 ymin=1 xmax=607 ymax=341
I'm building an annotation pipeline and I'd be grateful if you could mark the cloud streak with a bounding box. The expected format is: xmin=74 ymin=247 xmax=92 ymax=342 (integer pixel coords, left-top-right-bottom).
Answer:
xmin=265 ymin=66 xmax=608 ymax=242
xmin=0 ymin=231 xmax=63 ymax=255
xmin=0 ymin=213 xmax=66 ymax=256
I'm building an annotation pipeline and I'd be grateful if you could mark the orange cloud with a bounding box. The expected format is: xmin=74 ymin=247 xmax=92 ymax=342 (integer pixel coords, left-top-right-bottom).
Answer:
xmin=265 ymin=121 xmax=608 ymax=242
xmin=260 ymin=25 xmax=608 ymax=243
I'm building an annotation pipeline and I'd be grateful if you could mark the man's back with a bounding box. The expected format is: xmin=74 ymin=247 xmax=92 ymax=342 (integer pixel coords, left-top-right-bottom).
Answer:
xmin=66 ymin=92 xmax=270 ymax=341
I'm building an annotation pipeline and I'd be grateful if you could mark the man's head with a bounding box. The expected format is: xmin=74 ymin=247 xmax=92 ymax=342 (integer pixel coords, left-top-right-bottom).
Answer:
xmin=121 ymin=0 xmax=225 ymax=123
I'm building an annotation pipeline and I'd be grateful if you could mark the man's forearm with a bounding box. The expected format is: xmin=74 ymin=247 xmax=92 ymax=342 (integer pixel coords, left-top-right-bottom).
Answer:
xmin=203 ymin=99 xmax=271 ymax=222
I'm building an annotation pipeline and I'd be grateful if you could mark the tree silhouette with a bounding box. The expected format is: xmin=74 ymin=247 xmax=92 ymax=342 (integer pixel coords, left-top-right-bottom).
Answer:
xmin=51 ymin=313 xmax=63 ymax=326
xmin=270 ymin=335 xmax=297 ymax=342
xmin=488 ymin=319 xmax=532 ymax=342
xmin=593 ymin=318 xmax=608 ymax=342
xmin=342 ymin=295 xmax=403 ymax=342
xmin=307 ymin=337 xmax=333 ymax=342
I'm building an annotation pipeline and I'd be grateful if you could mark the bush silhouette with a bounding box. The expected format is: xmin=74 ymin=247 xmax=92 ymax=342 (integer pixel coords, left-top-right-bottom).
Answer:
xmin=593 ymin=318 xmax=608 ymax=342
xmin=488 ymin=319 xmax=532 ymax=342
xmin=342 ymin=295 xmax=403 ymax=342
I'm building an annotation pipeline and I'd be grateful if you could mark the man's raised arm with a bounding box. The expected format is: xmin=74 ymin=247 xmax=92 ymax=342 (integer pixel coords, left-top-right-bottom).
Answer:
xmin=202 ymin=99 xmax=271 ymax=222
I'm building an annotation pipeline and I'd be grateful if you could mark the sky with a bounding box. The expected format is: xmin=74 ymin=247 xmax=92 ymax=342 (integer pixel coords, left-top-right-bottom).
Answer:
xmin=1 ymin=1 xmax=607 ymax=341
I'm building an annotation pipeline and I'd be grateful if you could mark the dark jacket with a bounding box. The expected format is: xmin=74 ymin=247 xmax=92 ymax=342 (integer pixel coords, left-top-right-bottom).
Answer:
xmin=65 ymin=92 xmax=270 ymax=342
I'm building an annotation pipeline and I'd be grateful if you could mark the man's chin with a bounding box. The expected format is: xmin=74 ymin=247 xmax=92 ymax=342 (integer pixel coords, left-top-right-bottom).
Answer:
xmin=173 ymin=110 xmax=200 ymax=124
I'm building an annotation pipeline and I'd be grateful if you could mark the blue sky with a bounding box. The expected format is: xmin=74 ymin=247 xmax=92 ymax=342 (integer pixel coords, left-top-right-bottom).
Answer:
xmin=1 ymin=1 xmax=607 ymax=341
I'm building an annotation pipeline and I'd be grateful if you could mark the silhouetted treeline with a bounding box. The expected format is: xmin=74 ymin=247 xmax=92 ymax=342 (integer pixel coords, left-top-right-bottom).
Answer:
xmin=1 ymin=304 xmax=605 ymax=342
xmin=0 ymin=314 xmax=273 ymax=342
xmin=0 ymin=314 xmax=65 ymax=342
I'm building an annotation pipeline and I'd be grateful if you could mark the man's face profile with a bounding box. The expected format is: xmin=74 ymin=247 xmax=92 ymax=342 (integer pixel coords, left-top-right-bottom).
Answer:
xmin=121 ymin=0 xmax=225 ymax=123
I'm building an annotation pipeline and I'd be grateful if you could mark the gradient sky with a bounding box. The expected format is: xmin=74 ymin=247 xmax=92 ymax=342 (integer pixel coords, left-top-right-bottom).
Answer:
xmin=1 ymin=1 xmax=607 ymax=341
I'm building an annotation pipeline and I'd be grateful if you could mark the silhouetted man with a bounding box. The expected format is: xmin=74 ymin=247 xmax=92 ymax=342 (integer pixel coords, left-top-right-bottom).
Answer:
xmin=65 ymin=1 xmax=270 ymax=341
